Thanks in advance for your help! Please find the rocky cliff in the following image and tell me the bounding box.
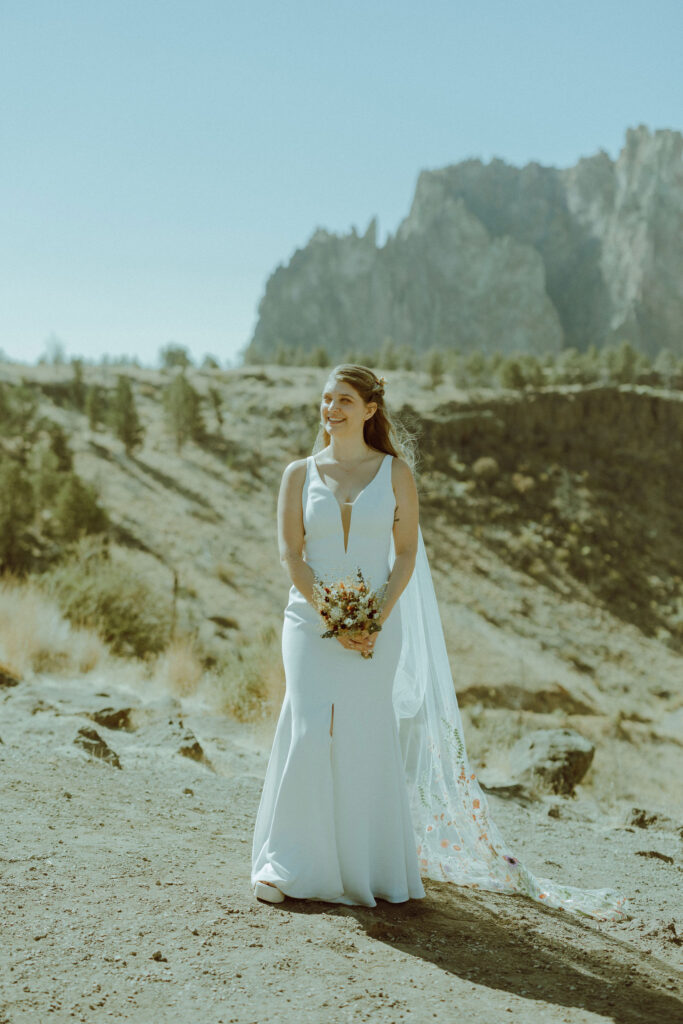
[246,125,683,362]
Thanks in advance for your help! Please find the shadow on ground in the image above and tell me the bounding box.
[279,881,682,1024]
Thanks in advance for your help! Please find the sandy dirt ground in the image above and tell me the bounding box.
[1,671,682,1024]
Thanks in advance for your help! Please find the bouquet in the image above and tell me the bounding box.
[312,567,387,659]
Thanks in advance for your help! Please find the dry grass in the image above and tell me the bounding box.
[203,624,284,721]
[146,633,205,697]
[0,572,108,677]
[38,537,172,659]
[0,570,283,724]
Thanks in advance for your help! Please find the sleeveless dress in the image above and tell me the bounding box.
[251,452,426,905]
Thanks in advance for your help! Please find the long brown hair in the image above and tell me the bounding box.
[312,364,418,472]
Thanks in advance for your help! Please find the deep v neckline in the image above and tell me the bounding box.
[312,452,389,555]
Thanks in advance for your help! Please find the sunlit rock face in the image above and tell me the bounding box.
[563,125,683,360]
[246,125,683,363]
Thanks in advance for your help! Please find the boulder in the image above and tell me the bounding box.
[0,662,21,688]
[73,726,122,769]
[509,728,595,795]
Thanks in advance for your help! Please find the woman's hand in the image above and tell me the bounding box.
[336,623,382,657]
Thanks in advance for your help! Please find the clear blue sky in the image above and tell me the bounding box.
[1,0,680,367]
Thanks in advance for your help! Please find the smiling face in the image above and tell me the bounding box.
[320,377,377,437]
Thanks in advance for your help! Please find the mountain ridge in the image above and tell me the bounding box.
[246,124,683,362]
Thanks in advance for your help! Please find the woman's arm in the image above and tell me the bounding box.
[377,457,419,627]
[277,459,318,607]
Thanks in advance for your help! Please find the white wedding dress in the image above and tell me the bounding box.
[251,450,630,920]
[251,452,426,905]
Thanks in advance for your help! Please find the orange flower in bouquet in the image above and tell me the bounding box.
[312,568,387,658]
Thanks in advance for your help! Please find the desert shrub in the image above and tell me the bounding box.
[517,353,544,387]
[38,538,172,658]
[498,355,526,389]
[461,350,489,387]
[495,351,543,389]
[545,346,595,385]
[600,340,650,384]
[147,634,204,696]
[0,573,106,676]
[209,624,283,721]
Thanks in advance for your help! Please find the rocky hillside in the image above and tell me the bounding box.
[0,360,681,822]
[2,361,682,1023]
[246,125,683,362]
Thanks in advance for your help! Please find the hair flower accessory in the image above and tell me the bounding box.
[375,375,386,393]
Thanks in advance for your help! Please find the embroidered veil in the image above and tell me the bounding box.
[389,524,631,922]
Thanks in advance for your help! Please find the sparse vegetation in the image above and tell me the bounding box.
[208,386,224,428]
[159,342,194,370]
[208,624,283,721]
[424,347,446,387]
[0,382,109,574]
[70,357,86,410]
[85,382,107,431]
[0,573,108,676]
[161,371,206,450]
[52,474,109,541]
[38,537,173,659]
[1,345,681,723]
[147,634,205,696]
[0,461,35,573]
[243,340,683,389]
[108,374,145,454]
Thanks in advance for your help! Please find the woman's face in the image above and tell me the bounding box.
[320,378,376,436]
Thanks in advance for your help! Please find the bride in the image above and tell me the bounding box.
[251,364,630,921]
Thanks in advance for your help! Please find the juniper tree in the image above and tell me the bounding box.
[379,337,400,370]
[0,460,35,573]
[70,357,86,410]
[47,422,73,472]
[208,385,224,428]
[425,348,445,387]
[53,473,108,542]
[85,383,106,431]
[109,375,144,454]
[159,342,193,370]
[161,372,206,451]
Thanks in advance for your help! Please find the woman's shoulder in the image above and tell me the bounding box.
[281,456,309,483]
[388,453,414,477]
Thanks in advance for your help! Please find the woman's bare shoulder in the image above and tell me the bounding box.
[390,455,415,482]
[281,457,309,484]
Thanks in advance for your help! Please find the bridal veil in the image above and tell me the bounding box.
[390,524,630,922]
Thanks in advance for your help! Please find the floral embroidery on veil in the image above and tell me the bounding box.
[394,525,630,921]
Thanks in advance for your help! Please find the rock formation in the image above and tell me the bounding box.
[246,125,683,362]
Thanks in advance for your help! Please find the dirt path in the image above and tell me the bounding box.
[1,673,681,1024]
